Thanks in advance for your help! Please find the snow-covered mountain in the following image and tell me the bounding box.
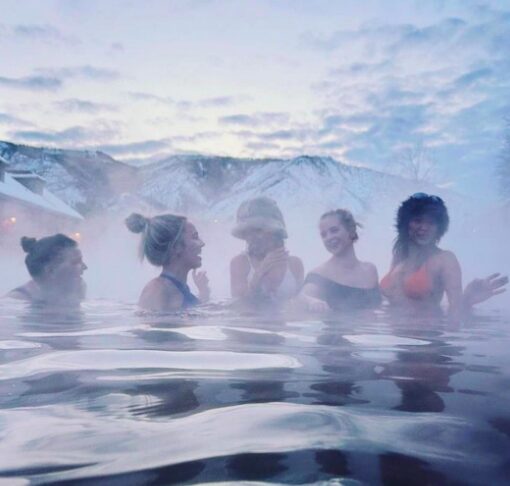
[0,141,446,222]
[0,141,137,215]
[137,154,438,222]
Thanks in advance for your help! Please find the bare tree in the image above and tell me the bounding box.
[498,117,510,202]
[393,142,437,183]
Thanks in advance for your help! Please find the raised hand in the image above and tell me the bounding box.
[249,248,289,294]
[463,273,508,307]
[304,295,330,313]
[258,248,288,275]
[192,270,210,302]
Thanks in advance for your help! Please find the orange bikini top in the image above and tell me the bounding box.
[380,264,434,300]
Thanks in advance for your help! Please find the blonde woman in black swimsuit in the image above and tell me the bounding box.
[300,209,380,312]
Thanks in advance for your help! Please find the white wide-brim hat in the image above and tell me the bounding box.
[231,196,287,240]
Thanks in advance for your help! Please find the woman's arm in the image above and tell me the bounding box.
[441,251,464,320]
[230,254,251,299]
[297,278,330,313]
[463,273,508,308]
[441,251,508,318]
[288,256,305,289]
[192,270,210,302]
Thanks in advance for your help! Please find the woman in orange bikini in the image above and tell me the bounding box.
[380,193,507,318]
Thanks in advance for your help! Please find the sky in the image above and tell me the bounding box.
[0,0,509,199]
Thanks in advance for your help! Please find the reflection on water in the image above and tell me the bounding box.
[0,300,510,484]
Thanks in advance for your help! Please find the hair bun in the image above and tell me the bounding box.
[125,213,149,234]
[20,236,37,253]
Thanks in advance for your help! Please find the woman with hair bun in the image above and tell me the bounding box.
[380,193,507,318]
[300,209,380,311]
[126,212,209,312]
[7,233,87,306]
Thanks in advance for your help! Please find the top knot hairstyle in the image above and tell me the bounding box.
[321,208,361,241]
[21,233,77,279]
[126,212,187,266]
[125,213,149,234]
[393,193,449,263]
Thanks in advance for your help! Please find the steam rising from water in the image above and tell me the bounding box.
[1,193,509,311]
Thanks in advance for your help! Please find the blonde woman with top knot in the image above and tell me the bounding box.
[230,196,304,305]
[126,213,210,312]
[300,209,380,312]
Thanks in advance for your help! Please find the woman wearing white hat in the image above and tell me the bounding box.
[230,196,303,305]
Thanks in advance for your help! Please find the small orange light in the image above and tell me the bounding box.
[10,217,16,223]
[73,232,81,240]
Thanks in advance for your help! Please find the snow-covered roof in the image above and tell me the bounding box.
[0,162,83,220]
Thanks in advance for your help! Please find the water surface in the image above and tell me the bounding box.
[0,300,509,485]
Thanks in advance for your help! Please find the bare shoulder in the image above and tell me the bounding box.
[230,253,250,271]
[437,249,460,267]
[139,277,183,311]
[6,281,37,300]
[288,255,304,271]
[359,261,379,286]
[309,261,329,277]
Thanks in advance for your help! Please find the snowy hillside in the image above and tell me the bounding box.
[137,154,436,223]
[0,141,137,215]
[0,141,448,222]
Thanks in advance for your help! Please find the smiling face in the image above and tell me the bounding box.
[408,213,439,247]
[178,222,205,269]
[319,214,355,256]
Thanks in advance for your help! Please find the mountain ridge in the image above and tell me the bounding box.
[0,140,448,221]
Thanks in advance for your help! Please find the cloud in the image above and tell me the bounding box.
[0,23,79,44]
[0,75,62,91]
[452,68,493,89]
[169,132,220,143]
[129,91,248,110]
[0,65,119,92]
[301,6,510,195]
[97,139,171,156]
[219,112,290,127]
[54,99,117,113]
[110,42,124,52]
[10,124,119,145]
[300,23,412,52]
[244,141,281,151]
[0,113,33,126]
[36,65,120,81]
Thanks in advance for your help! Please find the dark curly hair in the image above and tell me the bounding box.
[393,193,449,264]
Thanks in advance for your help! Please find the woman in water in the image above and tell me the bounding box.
[380,193,507,318]
[230,196,304,305]
[8,234,87,306]
[126,212,210,312]
[300,209,380,311]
